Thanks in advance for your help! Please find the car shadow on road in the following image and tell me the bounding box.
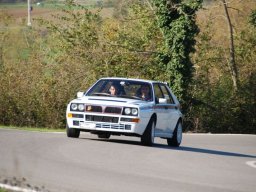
[81,136,256,158]
[82,137,141,146]
[154,144,256,158]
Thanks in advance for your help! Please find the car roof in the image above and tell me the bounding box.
[100,77,166,84]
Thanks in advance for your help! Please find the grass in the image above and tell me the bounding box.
[0,188,7,192]
[0,3,28,9]
[0,125,65,132]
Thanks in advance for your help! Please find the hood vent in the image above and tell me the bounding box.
[86,105,122,114]
[88,98,127,103]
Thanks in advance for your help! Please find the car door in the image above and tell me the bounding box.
[159,84,180,132]
[153,83,169,133]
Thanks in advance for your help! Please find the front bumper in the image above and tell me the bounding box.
[66,112,146,135]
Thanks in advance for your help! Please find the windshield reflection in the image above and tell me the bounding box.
[86,79,153,101]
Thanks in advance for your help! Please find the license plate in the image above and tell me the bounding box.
[80,122,96,129]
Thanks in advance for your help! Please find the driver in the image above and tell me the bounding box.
[137,85,151,101]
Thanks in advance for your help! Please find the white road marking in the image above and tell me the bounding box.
[0,183,38,192]
[246,161,256,168]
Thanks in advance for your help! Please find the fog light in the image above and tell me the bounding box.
[73,120,79,126]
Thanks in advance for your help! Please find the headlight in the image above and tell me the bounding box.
[70,103,85,111]
[131,108,138,115]
[78,104,85,111]
[123,107,138,116]
[71,103,78,111]
[124,108,131,115]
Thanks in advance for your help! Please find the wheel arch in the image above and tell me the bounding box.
[142,113,157,135]
[178,117,183,125]
[151,113,157,125]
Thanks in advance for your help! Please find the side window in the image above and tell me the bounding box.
[153,84,164,100]
[159,84,175,104]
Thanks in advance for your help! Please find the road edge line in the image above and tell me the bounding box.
[246,161,256,168]
[0,183,38,192]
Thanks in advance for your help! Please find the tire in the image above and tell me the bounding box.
[141,119,155,146]
[97,132,111,139]
[167,121,182,147]
[66,125,80,138]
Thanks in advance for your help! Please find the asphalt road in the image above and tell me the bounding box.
[0,129,256,192]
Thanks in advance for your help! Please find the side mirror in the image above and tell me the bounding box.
[159,98,167,104]
[77,92,84,98]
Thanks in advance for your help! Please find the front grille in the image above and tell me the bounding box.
[86,115,119,123]
[95,123,131,130]
[105,107,122,114]
[85,105,122,114]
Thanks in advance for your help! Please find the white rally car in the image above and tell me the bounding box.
[66,78,183,146]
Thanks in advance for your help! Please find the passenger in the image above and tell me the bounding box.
[109,84,118,96]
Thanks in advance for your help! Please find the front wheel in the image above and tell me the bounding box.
[141,119,155,146]
[66,125,80,138]
[167,121,182,147]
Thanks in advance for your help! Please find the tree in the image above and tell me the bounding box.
[152,0,203,102]
[188,0,256,133]
[221,0,239,91]
[249,9,256,27]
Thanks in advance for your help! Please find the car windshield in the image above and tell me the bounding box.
[86,79,153,101]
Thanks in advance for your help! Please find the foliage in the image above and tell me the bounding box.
[0,0,255,133]
[249,9,256,27]
[0,0,162,128]
[101,1,163,79]
[185,0,256,133]
[0,188,7,192]
[153,0,203,102]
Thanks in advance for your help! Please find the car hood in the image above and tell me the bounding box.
[70,96,151,107]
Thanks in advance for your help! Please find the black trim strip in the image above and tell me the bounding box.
[154,105,177,109]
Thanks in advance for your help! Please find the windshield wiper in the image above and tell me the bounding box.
[91,93,143,100]
[91,93,111,96]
